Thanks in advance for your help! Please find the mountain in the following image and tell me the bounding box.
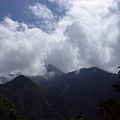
[0,64,63,85]
[30,64,64,88]
[0,67,119,119]
[0,75,75,120]
[46,64,64,75]
[31,67,119,119]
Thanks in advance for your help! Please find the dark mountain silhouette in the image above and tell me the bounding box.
[0,67,119,120]
[31,67,119,119]
[0,75,75,120]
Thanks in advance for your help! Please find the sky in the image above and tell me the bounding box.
[0,0,120,76]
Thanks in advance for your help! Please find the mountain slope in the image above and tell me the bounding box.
[32,67,119,119]
[0,75,65,120]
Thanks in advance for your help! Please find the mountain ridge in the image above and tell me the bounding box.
[0,75,75,120]
[0,66,119,119]
[30,67,118,119]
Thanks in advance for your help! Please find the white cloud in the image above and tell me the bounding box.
[0,17,52,76]
[28,3,57,32]
[0,0,120,78]
[48,0,70,7]
[61,0,120,72]
[28,3,55,20]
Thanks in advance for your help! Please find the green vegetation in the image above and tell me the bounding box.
[77,111,88,120]
[0,94,26,120]
[98,99,120,120]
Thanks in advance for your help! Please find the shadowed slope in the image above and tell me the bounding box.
[0,75,65,120]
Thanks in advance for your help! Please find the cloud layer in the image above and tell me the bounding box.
[0,0,120,76]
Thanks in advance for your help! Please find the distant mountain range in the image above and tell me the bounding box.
[30,66,119,119]
[0,65,119,120]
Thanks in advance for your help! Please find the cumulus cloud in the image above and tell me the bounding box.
[48,0,71,8]
[0,17,51,76]
[0,0,120,78]
[28,3,55,20]
[62,0,120,72]
[48,0,72,14]
[28,3,57,32]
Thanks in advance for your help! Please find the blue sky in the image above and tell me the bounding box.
[0,0,65,30]
[0,0,120,76]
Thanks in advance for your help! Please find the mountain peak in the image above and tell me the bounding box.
[79,67,108,74]
[14,75,30,81]
[4,75,41,92]
[0,75,66,120]
[8,75,32,84]
[44,64,64,79]
[45,64,64,74]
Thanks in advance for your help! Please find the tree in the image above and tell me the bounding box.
[77,111,88,120]
[0,94,26,120]
[112,67,120,92]
[98,99,120,120]
[98,66,120,120]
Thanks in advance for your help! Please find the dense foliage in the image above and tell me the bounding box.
[99,67,120,120]
[0,94,25,120]
[98,99,120,120]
